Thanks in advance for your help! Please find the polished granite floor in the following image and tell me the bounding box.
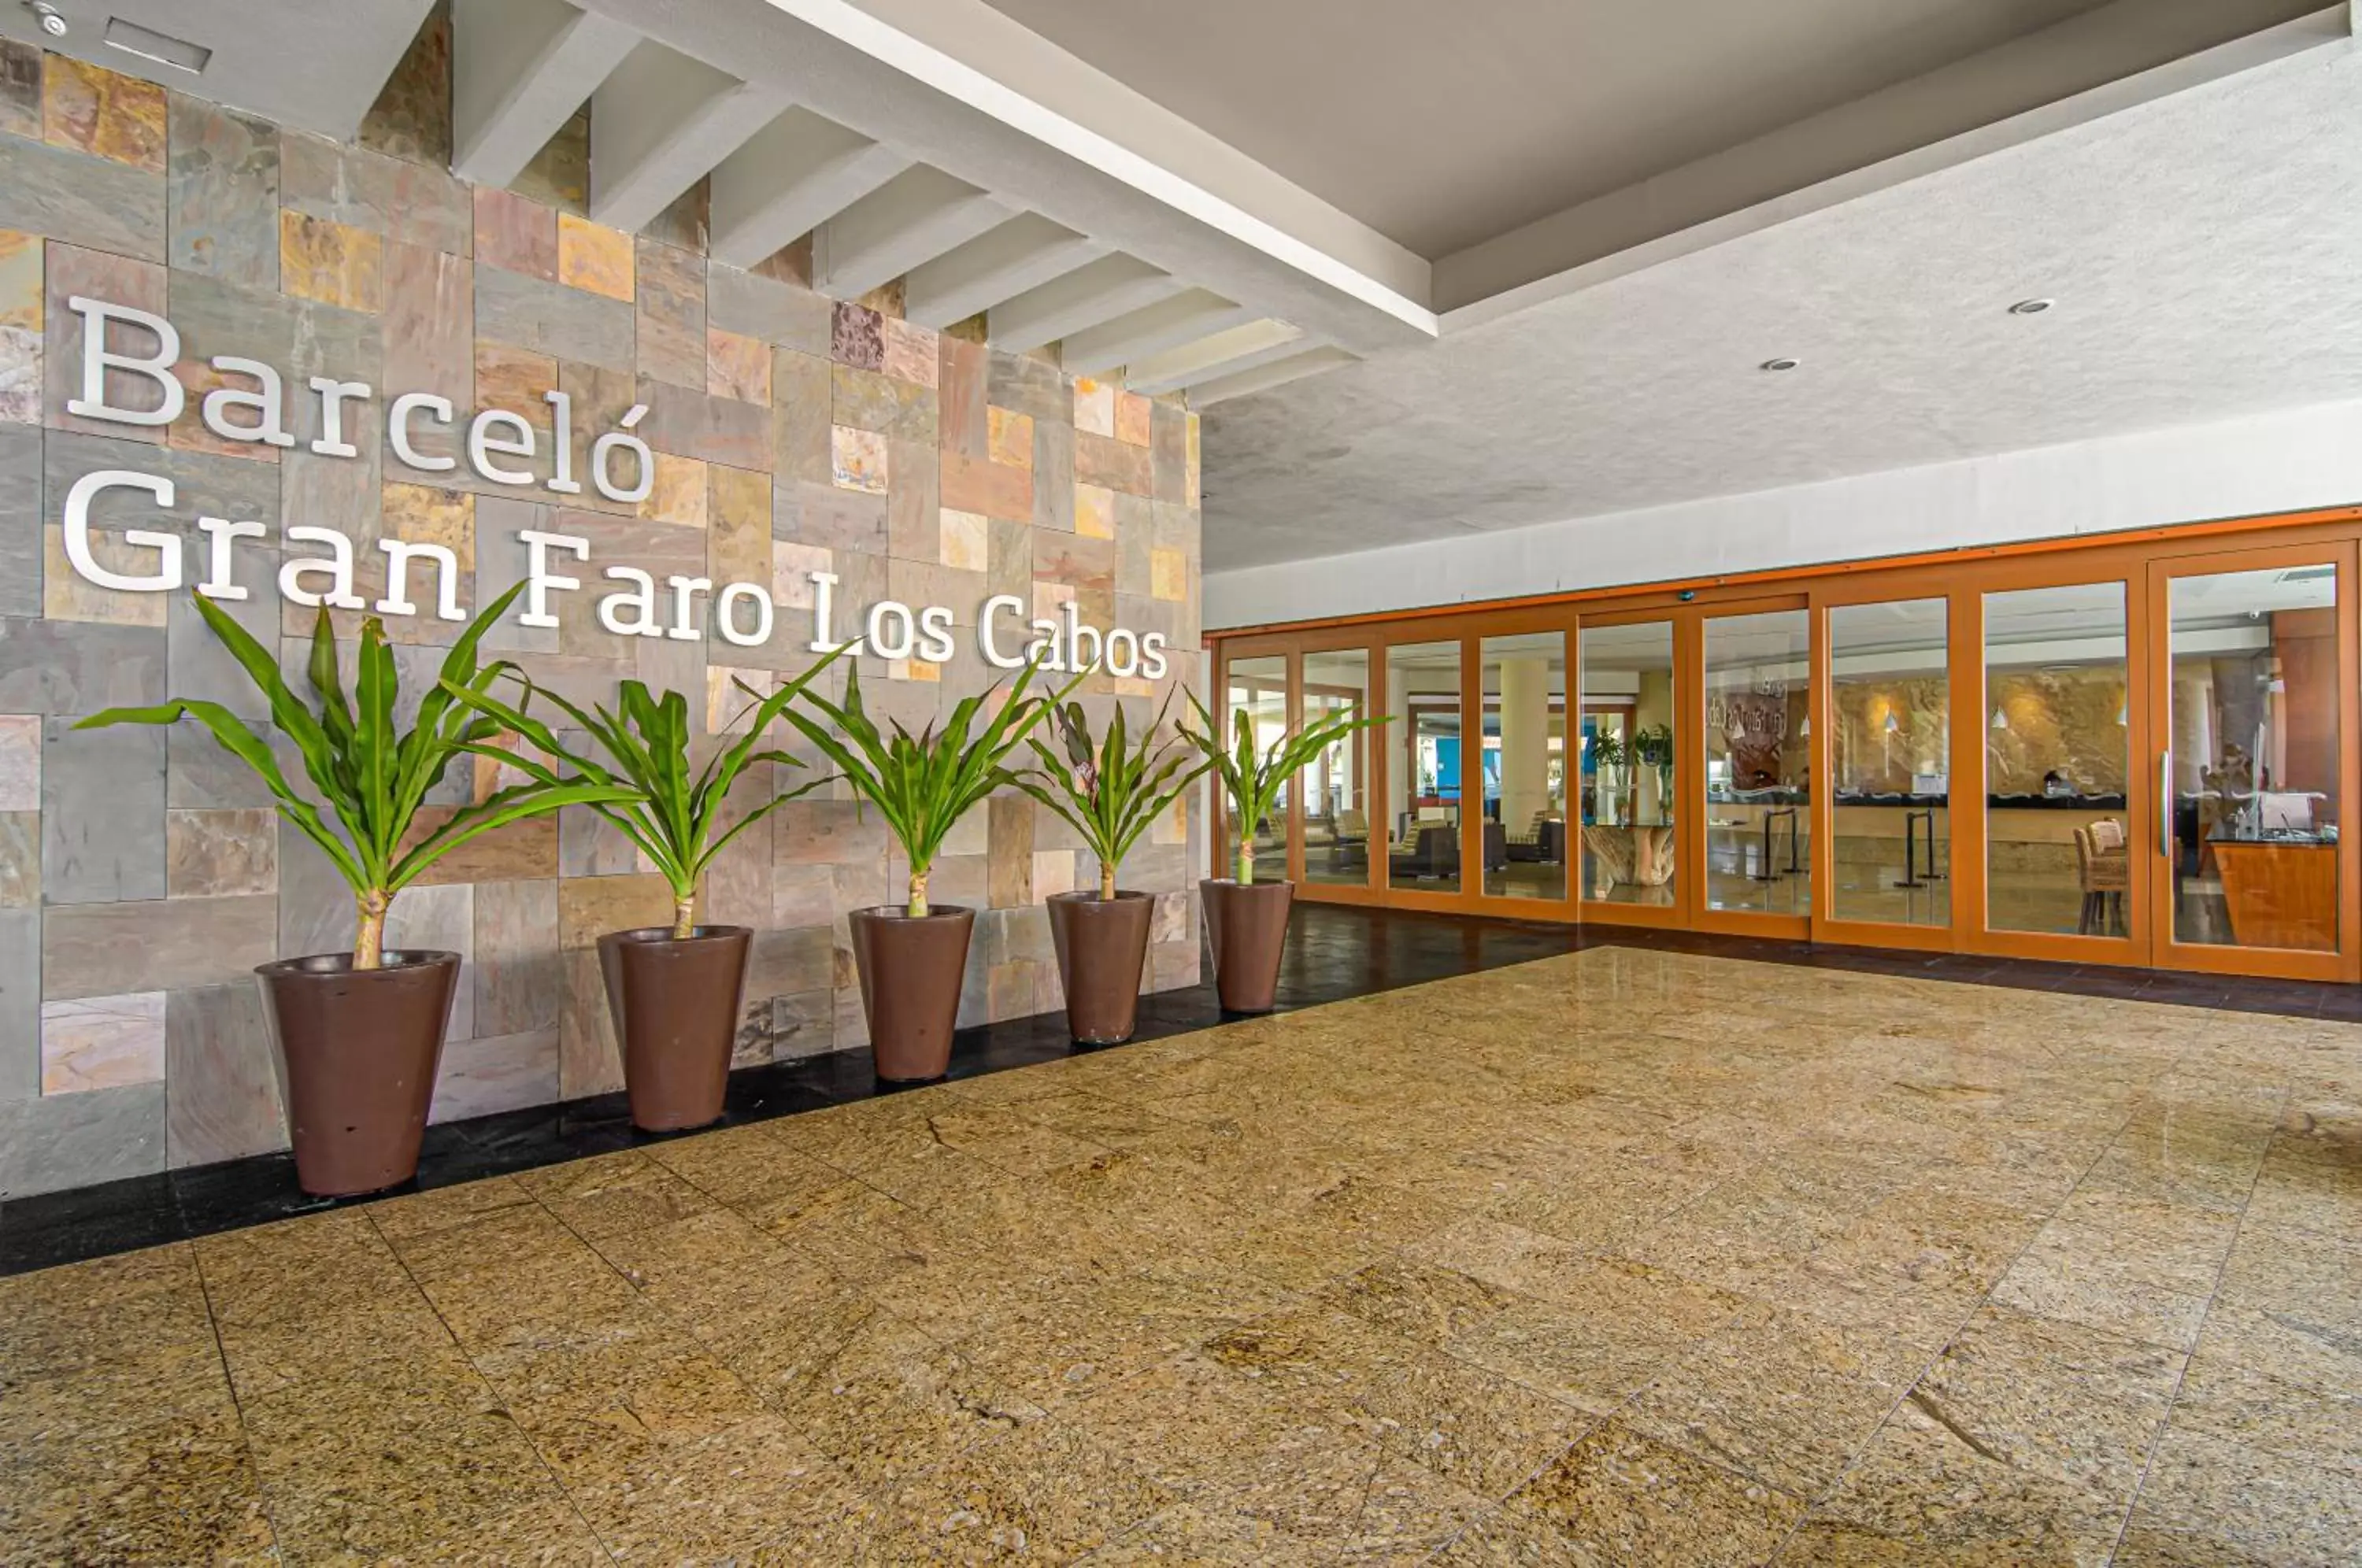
[6,945,2359,1564]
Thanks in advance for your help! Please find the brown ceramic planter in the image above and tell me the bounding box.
[257,951,460,1198]
[1047,890,1153,1045]
[850,905,975,1082]
[1201,878,1294,1014]
[598,925,750,1133]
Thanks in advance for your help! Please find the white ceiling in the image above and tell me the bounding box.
[981,0,2116,257]
[1199,38,2362,572]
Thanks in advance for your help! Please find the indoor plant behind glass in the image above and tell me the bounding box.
[79,587,632,1196]
[443,649,842,1131]
[1017,694,1210,1044]
[1183,693,1383,1014]
[1632,723,1674,823]
[772,656,1072,1081]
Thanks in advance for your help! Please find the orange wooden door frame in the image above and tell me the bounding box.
[2142,538,2361,983]
[1210,507,2362,983]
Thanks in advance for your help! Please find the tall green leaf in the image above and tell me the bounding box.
[440,643,847,929]
[1179,690,1387,885]
[79,582,638,966]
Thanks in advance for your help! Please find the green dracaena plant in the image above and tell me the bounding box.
[78,584,636,971]
[439,643,848,941]
[1016,692,1212,902]
[1180,691,1386,886]
[769,654,1080,918]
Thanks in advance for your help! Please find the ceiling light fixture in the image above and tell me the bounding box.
[2008,298,2054,316]
[25,3,66,38]
[1760,357,1800,372]
[103,17,210,73]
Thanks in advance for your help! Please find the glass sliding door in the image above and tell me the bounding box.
[1982,584,2131,937]
[1705,609,1812,916]
[2156,552,2347,966]
[1385,642,1464,893]
[1301,649,1374,889]
[1828,598,1951,927]
[1482,633,1569,901]
[1578,619,1677,909]
[1224,653,1290,885]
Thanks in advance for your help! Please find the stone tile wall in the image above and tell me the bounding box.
[0,15,1205,1198]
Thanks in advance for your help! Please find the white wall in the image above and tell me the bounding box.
[1203,395,2362,629]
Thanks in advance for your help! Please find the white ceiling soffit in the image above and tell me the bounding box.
[1438,0,2351,325]
[567,0,1435,366]
[0,0,439,142]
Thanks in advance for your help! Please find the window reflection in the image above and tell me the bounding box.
[2168,564,2341,952]
[1983,584,2130,935]
[1831,599,1949,926]
[1224,655,1289,885]
[1385,642,1463,893]
[1301,649,1372,887]
[1705,611,1812,915]
[1579,621,1675,905]
[1482,634,1568,900]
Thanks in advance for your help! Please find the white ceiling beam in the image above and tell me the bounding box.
[987,254,1189,355]
[590,40,790,235]
[452,0,639,190]
[815,165,1009,299]
[1190,346,1360,407]
[1061,290,1254,378]
[903,214,1107,330]
[710,109,913,269]
[1124,319,1309,397]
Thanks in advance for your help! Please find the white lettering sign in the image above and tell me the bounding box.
[53,299,1171,678]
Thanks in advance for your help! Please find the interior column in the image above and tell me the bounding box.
[1499,656,1550,833]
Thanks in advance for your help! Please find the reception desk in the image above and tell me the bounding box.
[2211,838,2338,952]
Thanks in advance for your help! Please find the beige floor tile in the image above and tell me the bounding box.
[517,1148,717,1238]
[867,1418,1175,1563]
[0,1409,277,1564]
[1622,1306,1928,1499]
[1501,1418,1807,1567]
[7,948,2362,1562]
[241,1344,569,1562]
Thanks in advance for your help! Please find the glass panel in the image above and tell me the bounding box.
[1830,599,1950,926]
[2168,564,2341,952]
[1983,584,2131,935]
[1301,649,1373,888]
[1384,641,1463,893]
[1224,654,1289,885]
[1482,633,1569,900]
[1578,620,1675,906]
[1705,610,1812,914]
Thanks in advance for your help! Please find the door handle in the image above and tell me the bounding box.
[2158,750,2173,858]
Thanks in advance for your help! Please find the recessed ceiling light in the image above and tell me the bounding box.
[1760,357,1800,372]
[2008,298,2054,316]
[104,17,211,73]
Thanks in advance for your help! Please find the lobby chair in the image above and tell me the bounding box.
[1505,808,1559,863]
[1329,808,1370,871]
[1389,823,1459,881]
[2075,820,2129,936]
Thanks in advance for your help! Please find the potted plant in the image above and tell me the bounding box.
[1590,728,1630,825]
[772,657,1071,1082]
[78,589,631,1196]
[1182,693,1383,1014]
[442,652,842,1131]
[1016,695,1210,1044]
